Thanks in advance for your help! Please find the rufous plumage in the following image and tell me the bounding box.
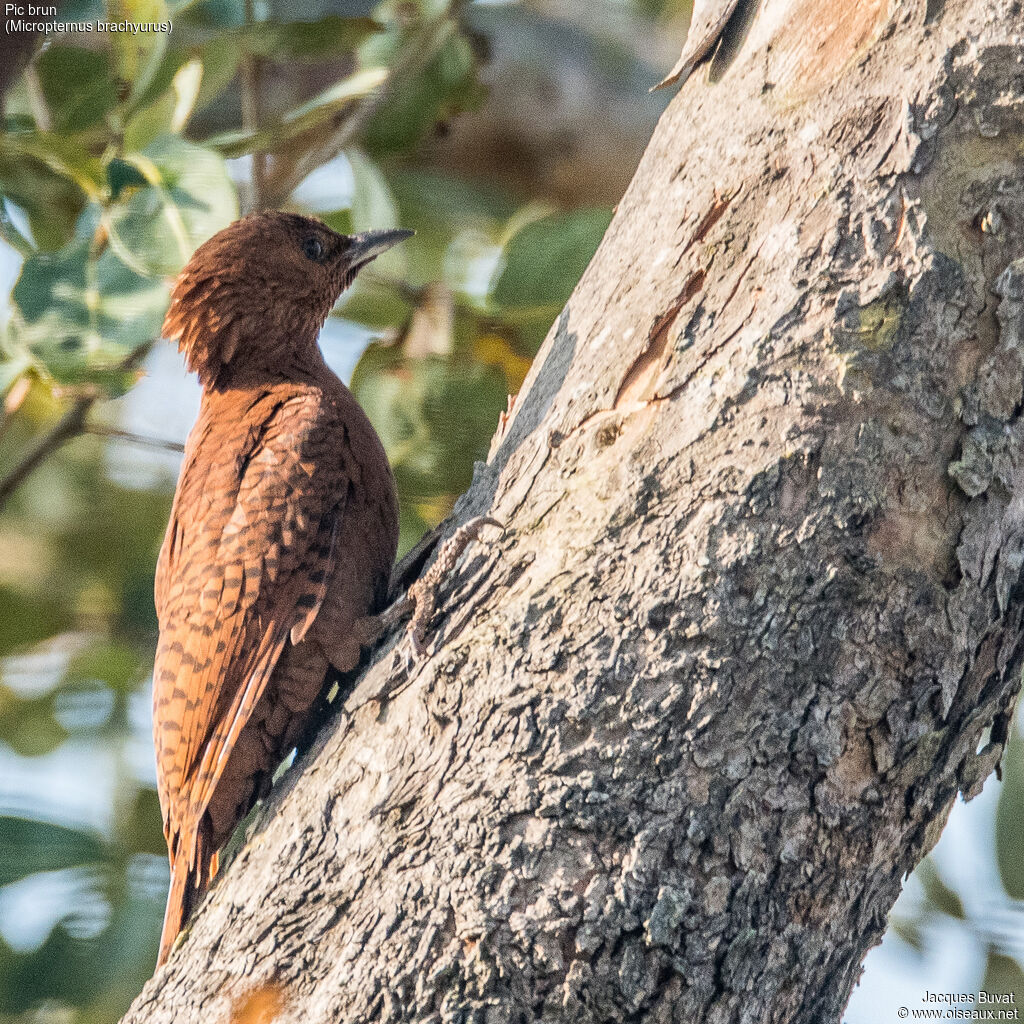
[152,212,411,966]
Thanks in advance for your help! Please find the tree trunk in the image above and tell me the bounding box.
[123,2,1024,1021]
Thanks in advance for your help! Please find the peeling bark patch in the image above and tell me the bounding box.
[769,0,892,103]
[686,192,736,251]
[230,983,287,1023]
[616,270,706,411]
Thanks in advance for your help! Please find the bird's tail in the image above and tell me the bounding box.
[157,824,217,967]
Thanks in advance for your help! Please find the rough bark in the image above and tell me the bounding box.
[124,1,1024,1022]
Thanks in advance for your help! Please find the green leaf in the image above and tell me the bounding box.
[388,168,514,236]
[0,201,35,256]
[348,148,400,234]
[206,67,388,157]
[9,157,196,387]
[187,36,243,111]
[490,207,612,312]
[236,16,380,63]
[13,230,168,388]
[336,275,412,329]
[385,168,513,296]
[980,948,1024,1010]
[160,15,379,130]
[13,234,90,327]
[915,859,966,920]
[363,31,483,159]
[0,132,105,200]
[106,157,149,200]
[996,730,1024,899]
[0,156,84,252]
[351,343,506,504]
[287,69,388,130]
[339,149,409,281]
[0,817,107,887]
[123,58,203,151]
[123,91,177,153]
[34,46,118,135]
[106,0,173,105]
[107,135,238,277]
[320,209,354,236]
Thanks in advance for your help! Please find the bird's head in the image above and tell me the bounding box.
[162,211,413,388]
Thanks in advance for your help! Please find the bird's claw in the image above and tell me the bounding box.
[401,515,504,665]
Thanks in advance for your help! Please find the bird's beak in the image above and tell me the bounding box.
[345,228,415,266]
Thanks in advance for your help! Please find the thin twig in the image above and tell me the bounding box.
[0,393,93,512]
[0,343,154,513]
[357,268,426,303]
[85,425,186,453]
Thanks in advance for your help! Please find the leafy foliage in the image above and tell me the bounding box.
[0,0,627,1019]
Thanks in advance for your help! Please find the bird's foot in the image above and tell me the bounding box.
[343,516,503,711]
[389,515,504,668]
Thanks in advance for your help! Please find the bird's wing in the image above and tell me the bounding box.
[153,388,345,867]
[653,0,744,91]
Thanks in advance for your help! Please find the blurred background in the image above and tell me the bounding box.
[0,1,1021,1020]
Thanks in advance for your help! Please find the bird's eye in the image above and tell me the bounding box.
[302,235,325,262]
